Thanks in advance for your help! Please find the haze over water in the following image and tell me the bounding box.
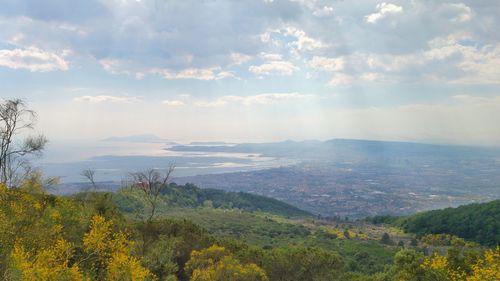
[40,138,295,183]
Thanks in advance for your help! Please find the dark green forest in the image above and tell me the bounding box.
[367,200,500,246]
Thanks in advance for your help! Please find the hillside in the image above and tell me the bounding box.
[368,200,500,246]
[112,182,312,218]
[1,182,499,280]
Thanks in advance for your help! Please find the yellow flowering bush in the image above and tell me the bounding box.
[467,247,500,281]
[8,238,84,281]
[83,215,153,281]
[418,247,500,281]
[186,245,268,281]
[106,252,153,281]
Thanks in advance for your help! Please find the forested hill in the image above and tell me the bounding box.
[368,200,500,246]
[111,182,312,218]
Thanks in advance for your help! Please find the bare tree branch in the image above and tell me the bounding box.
[0,99,47,187]
[81,168,98,192]
[130,165,175,222]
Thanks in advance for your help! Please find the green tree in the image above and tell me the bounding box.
[381,233,393,245]
[262,246,344,281]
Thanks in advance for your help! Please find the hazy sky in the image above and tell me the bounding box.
[1,0,499,145]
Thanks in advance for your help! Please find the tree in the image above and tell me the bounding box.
[410,238,418,247]
[0,99,47,187]
[392,249,429,281]
[81,168,98,192]
[130,166,174,222]
[262,246,344,281]
[381,233,394,245]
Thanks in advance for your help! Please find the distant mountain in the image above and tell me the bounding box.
[168,139,500,161]
[189,141,232,145]
[368,200,500,246]
[102,134,175,143]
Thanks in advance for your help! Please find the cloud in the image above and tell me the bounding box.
[151,67,236,81]
[319,32,500,86]
[161,100,185,106]
[441,3,472,23]
[365,2,403,23]
[290,0,333,17]
[234,92,312,105]
[249,60,298,76]
[284,26,325,51]
[328,72,383,86]
[0,47,68,72]
[308,56,344,72]
[230,53,252,65]
[194,92,313,107]
[259,52,282,61]
[99,57,237,81]
[74,95,141,103]
[313,6,334,17]
[194,99,229,108]
[99,59,144,79]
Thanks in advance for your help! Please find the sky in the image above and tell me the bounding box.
[1,0,500,146]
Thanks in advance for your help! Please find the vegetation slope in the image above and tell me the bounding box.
[367,200,500,246]
[1,179,499,281]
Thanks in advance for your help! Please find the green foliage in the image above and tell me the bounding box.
[380,233,394,245]
[2,178,498,281]
[395,200,500,246]
[113,182,312,218]
[135,218,213,280]
[259,246,344,281]
[364,215,401,225]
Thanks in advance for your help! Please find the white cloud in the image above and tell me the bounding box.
[230,53,252,65]
[443,3,472,23]
[308,56,344,72]
[161,100,185,106]
[321,32,500,85]
[365,2,403,24]
[100,58,237,81]
[194,99,229,108]
[313,6,334,17]
[447,43,500,84]
[259,52,282,61]
[328,73,356,86]
[372,35,500,84]
[151,67,235,81]
[99,59,145,79]
[284,26,325,51]
[0,47,68,72]
[99,59,127,74]
[259,30,283,48]
[74,95,141,103]
[194,92,313,107]
[234,92,312,105]
[249,60,298,76]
